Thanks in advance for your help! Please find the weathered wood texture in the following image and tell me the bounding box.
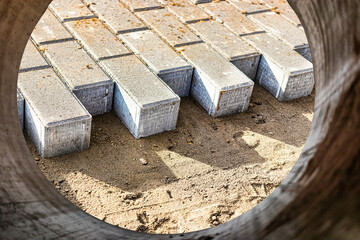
[0,0,359,239]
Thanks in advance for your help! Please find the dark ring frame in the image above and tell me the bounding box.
[1,0,359,239]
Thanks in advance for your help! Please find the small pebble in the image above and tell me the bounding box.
[139,158,148,165]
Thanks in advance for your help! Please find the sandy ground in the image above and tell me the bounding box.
[27,84,314,234]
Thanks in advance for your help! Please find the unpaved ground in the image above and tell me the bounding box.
[27,85,314,234]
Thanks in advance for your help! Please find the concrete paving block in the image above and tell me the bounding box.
[296,47,312,63]
[248,12,310,60]
[120,30,193,97]
[188,20,260,80]
[179,43,254,117]
[19,41,50,72]
[120,0,162,12]
[31,10,74,45]
[262,0,302,26]
[18,68,91,158]
[17,91,24,130]
[243,33,314,101]
[199,1,266,36]
[41,41,113,116]
[227,0,270,14]
[83,0,148,34]
[157,0,211,23]
[49,0,96,22]
[65,19,131,61]
[136,9,203,47]
[101,55,180,139]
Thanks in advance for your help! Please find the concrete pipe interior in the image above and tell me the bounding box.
[0,0,359,239]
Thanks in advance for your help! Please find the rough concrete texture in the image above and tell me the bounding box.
[2,0,360,239]
[18,0,313,148]
[180,43,254,117]
[121,30,193,97]
[49,0,96,22]
[157,0,211,24]
[61,14,181,138]
[136,8,203,47]
[295,46,313,63]
[19,40,50,72]
[248,11,310,60]
[101,55,180,139]
[17,90,24,130]
[65,18,131,61]
[31,10,74,45]
[244,33,314,101]
[18,68,91,158]
[83,0,148,34]
[262,0,302,26]
[188,20,260,80]
[39,40,113,116]
[120,0,162,12]
[227,0,270,14]
[199,1,266,36]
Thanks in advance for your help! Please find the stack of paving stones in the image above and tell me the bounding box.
[63,16,180,139]
[31,9,113,116]
[18,41,92,158]
[18,0,315,157]
[197,0,314,100]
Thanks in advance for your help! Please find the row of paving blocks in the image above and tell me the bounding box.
[17,0,314,158]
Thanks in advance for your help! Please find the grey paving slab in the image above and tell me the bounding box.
[65,18,131,61]
[120,30,193,97]
[157,0,211,23]
[179,43,254,117]
[136,8,203,47]
[83,0,148,34]
[188,20,260,80]
[17,90,24,130]
[31,10,74,45]
[120,0,162,12]
[199,1,265,36]
[101,55,180,139]
[41,41,113,116]
[19,41,50,73]
[243,33,314,101]
[262,0,301,26]
[296,47,312,63]
[18,68,91,158]
[227,0,270,14]
[49,0,96,22]
[248,12,309,52]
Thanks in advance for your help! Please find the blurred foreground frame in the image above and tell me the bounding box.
[0,0,359,239]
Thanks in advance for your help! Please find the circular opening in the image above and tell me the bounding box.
[18,0,315,235]
[3,0,360,239]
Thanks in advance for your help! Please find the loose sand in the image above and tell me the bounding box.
[27,85,314,234]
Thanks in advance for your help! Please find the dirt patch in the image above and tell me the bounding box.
[26,85,314,234]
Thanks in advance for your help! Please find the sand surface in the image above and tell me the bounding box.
[27,85,314,234]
